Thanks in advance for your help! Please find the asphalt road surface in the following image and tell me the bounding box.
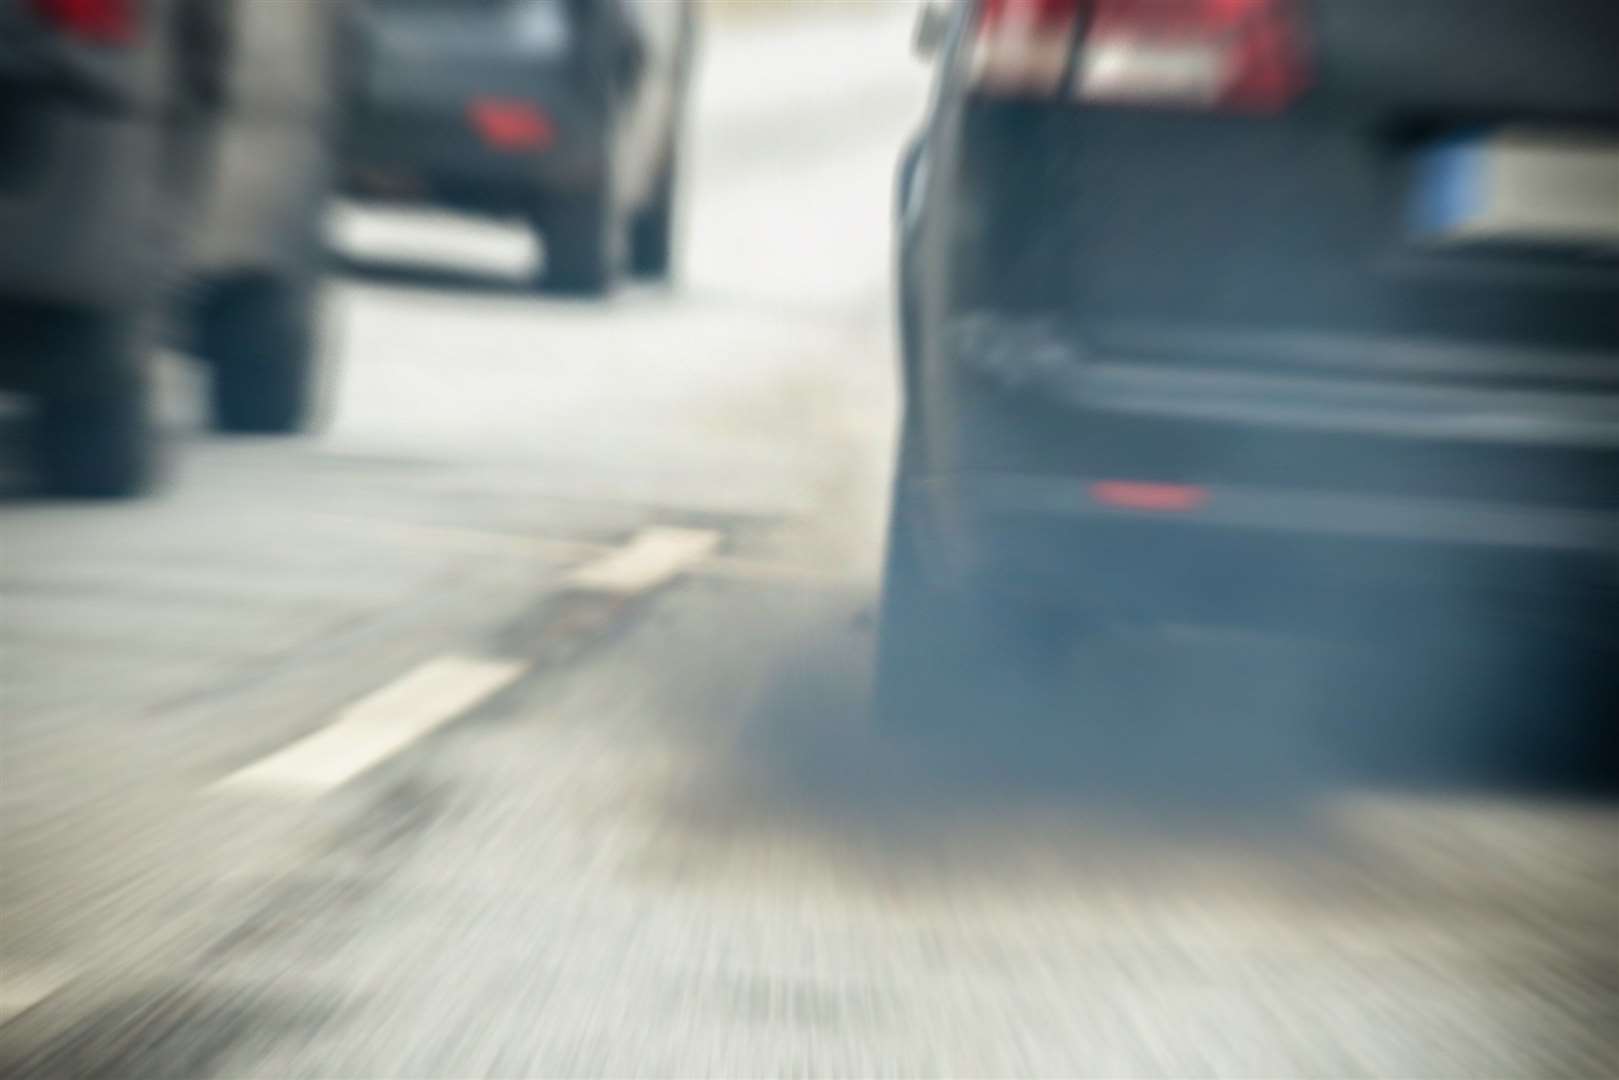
[2,8,1615,1078]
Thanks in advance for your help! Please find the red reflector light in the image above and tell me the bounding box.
[1090,480,1210,512]
[31,0,137,45]
[469,99,555,152]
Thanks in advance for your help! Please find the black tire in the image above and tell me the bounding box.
[629,149,678,281]
[534,187,620,297]
[198,276,321,434]
[31,310,159,499]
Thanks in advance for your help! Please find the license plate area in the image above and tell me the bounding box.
[1408,129,1619,253]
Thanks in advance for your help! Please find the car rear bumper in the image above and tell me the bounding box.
[949,316,1619,449]
[341,94,606,215]
[0,101,164,310]
[905,312,1619,633]
[910,471,1619,634]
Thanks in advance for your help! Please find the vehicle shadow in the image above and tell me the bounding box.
[332,254,677,305]
[331,254,537,298]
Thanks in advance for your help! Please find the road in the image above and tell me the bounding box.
[2,7,1615,1077]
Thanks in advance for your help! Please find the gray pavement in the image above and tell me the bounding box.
[2,7,1616,1077]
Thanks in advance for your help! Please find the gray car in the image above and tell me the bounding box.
[0,0,348,496]
[344,0,698,295]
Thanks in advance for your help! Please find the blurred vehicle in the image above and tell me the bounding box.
[0,0,348,497]
[878,0,1619,725]
[343,0,699,295]
[0,0,225,495]
[183,0,352,437]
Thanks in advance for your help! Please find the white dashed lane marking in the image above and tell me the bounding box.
[211,655,527,796]
[564,526,721,595]
[210,526,721,800]
[0,966,77,1026]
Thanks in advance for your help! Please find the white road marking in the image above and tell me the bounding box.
[298,517,855,588]
[210,528,716,798]
[211,656,527,797]
[0,965,76,1024]
[564,526,721,595]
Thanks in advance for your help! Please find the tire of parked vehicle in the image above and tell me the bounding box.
[198,276,321,435]
[32,310,159,499]
[534,186,621,297]
[629,149,678,281]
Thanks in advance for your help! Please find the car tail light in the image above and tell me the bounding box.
[31,0,139,45]
[1090,480,1210,512]
[971,0,1308,112]
[972,0,1084,96]
[469,99,556,152]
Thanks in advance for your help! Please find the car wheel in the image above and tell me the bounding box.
[199,276,322,435]
[535,187,621,297]
[629,148,678,281]
[32,310,159,499]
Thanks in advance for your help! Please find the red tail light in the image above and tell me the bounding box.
[972,0,1309,112]
[1090,480,1210,512]
[972,0,1085,96]
[469,99,556,152]
[32,0,138,45]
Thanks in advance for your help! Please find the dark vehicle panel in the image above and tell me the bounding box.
[1309,0,1619,120]
[878,0,1619,728]
[914,0,1619,504]
[949,107,1619,348]
[347,1,605,206]
[0,0,209,309]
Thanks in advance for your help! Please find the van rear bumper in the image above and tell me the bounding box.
[909,471,1619,634]
[923,313,1619,511]
[0,102,164,310]
[341,94,606,216]
[908,311,1619,631]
